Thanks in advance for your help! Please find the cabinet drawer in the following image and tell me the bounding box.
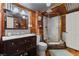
[3,36,36,55]
[3,40,16,48]
[3,40,26,55]
[4,44,25,55]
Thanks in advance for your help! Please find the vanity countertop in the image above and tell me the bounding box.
[2,33,36,41]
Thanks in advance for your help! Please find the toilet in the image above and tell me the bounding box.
[37,35,47,56]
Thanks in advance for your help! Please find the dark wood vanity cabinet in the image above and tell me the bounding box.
[2,36,37,56]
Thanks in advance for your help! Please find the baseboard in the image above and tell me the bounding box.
[66,47,79,56]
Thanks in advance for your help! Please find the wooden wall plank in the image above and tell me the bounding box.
[43,4,67,17]
[0,3,5,53]
[30,11,37,33]
[0,3,5,40]
[60,15,66,32]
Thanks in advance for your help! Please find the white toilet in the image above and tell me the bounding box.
[37,35,47,56]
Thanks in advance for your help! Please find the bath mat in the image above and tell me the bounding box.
[49,49,73,56]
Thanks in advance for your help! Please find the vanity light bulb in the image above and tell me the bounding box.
[28,24,32,27]
[21,10,26,15]
[22,16,26,19]
[13,8,19,13]
[38,16,41,21]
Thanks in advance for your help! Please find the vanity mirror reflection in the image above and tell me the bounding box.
[5,14,28,29]
[4,3,29,29]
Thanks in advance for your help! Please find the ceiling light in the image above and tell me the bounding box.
[46,3,51,7]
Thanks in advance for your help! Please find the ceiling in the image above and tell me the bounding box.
[65,3,79,12]
[21,3,79,11]
[20,3,79,16]
[21,3,54,12]
[42,3,79,17]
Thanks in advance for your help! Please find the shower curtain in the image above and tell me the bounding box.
[43,16,61,42]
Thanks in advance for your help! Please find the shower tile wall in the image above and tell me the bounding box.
[47,16,60,42]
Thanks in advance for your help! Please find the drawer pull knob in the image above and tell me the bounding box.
[16,49,19,52]
[25,40,26,42]
[12,42,14,45]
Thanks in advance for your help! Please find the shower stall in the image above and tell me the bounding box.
[43,16,65,49]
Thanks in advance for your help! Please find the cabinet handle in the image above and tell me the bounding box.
[12,42,14,45]
[25,40,26,42]
[16,49,19,52]
[31,44,33,47]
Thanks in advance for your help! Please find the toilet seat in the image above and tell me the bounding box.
[37,35,47,55]
[38,42,47,46]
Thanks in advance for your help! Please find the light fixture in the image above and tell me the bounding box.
[22,16,26,19]
[20,10,26,19]
[46,3,51,7]
[38,16,41,21]
[20,10,26,15]
[13,7,19,13]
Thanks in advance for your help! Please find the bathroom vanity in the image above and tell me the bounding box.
[0,3,38,56]
[1,34,37,56]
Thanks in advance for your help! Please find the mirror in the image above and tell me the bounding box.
[4,10,29,29]
[4,4,29,29]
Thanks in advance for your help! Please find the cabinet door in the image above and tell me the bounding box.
[26,36,37,56]
[3,40,18,55]
[3,39,26,55]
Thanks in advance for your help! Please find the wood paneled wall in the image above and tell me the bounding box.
[0,3,5,53]
[38,13,43,36]
[30,11,43,35]
[36,11,40,35]
[0,3,5,40]
[60,15,66,32]
[30,11,37,34]
[43,4,67,17]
